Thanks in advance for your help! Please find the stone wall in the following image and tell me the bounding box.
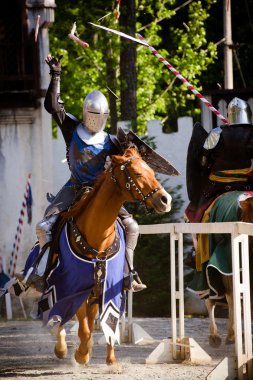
[0,0,55,274]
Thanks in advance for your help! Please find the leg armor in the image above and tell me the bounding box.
[119,207,146,292]
[34,185,76,277]
[121,215,139,272]
[36,214,58,250]
[35,214,58,276]
[25,185,76,289]
[44,184,76,217]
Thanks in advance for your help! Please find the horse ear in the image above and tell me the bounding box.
[116,126,132,152]
[117,126,127,142]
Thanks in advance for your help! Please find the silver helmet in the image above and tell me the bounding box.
[83,90,109,133]
[227,97,252,125]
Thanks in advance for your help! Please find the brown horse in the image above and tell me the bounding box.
[193,191,253,347]
[45,146,172,365]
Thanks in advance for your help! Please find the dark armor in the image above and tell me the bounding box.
[185,119,253,223]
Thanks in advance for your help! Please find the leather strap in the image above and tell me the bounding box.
[68,219,120,261]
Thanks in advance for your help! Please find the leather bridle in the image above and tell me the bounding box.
[109,155,162,205]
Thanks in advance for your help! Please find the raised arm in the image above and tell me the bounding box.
[44,55,66,126]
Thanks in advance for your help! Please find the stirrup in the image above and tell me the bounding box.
[131,280,147,292]
[15,270,45,293]
[123,271,147,292]
[26,273,45,293]
[132,271,147,292]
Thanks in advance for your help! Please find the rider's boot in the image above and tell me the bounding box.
[131,272,147,292]
[16,243,50,293]
[25,244,50,292]
[124,247,147,292]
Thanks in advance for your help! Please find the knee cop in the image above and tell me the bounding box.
[121,216,139,251]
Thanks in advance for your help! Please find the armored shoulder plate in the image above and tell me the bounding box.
[203,127,222,150]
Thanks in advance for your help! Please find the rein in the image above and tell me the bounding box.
[109,155,162,205]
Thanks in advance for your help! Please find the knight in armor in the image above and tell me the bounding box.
[23,54,147,293]
[185,97,253,257]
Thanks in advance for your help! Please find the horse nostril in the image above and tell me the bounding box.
[161,195,168,205]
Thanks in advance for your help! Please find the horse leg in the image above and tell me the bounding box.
[222,276,235,344]
[54,326,68,359]
[106,339,117,366]
[85,301,116,365]
[74,300,92,364]
[205,298,222,347]
[225,292,235,344]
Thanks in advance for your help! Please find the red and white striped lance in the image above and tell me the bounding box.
[137,34,229,125]
[8,174,32,277]
[115,0,121,23]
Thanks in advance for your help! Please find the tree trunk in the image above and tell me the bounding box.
[119,0,137,132]
[104,43,118,134]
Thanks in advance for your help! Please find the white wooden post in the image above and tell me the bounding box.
[170,230,185,359]
[240,234,253,378]
[170,229,177,359]
[232,231,253,380]
[127,290,133,342]
[178,232,185,352]
[131,222,253,377]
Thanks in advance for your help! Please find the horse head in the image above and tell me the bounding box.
[109,146,172,213]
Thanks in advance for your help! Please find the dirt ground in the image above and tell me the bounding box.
[0,316,236,380]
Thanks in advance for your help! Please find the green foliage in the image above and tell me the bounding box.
[136,0,218,133]
[48,0,218,133]
[201,0,253,89]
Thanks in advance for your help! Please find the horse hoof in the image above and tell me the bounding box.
[106,357,117,365]
[54,345,68,359]
[225,337,235,345]
[209,335,222,347]
[75,348,90,365]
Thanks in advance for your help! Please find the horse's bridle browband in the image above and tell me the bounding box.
[110,155,162,205]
